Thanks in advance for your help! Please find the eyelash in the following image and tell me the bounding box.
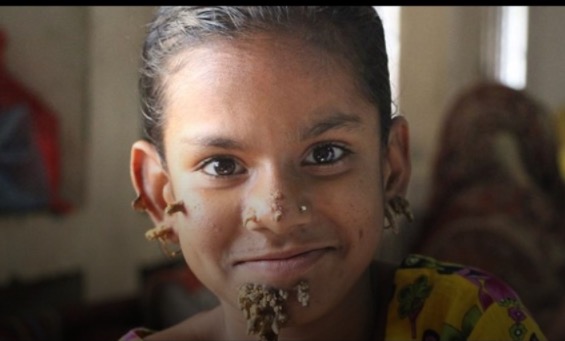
[198,156,246,178]
[302,142,352,167]
[197,142,352,178]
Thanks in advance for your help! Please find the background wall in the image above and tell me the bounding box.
[527,6,565,112]
[0,6,563,303]
[0,6,159,302]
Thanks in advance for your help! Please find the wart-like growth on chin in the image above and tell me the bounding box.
[237,280,310,341]
[295,281,309,307]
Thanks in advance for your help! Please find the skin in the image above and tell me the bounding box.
[131,33,410,341]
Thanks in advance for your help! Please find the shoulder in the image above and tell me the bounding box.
[394,253,503,295]
[118,327,154,341]
[384,254,547,341]
[118,307,222,341]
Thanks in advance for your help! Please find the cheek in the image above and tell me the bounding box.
[174,190,240,260]
[347,195,382,245]
[333,173,384,246]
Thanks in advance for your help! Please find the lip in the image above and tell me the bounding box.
[233,247,334,281]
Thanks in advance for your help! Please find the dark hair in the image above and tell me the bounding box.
[139,6,392,157]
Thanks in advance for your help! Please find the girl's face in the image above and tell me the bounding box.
[150,34,395,326]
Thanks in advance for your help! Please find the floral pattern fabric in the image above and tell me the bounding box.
[385,254,546,341]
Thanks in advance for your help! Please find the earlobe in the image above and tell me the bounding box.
[383,116,411,200]
[130,140,170,223]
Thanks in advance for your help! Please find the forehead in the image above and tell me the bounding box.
[161,32,378,132]
[165,33,357,93]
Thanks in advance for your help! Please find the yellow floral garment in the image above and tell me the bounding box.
[385,254,546,341]
[119,254,547,341]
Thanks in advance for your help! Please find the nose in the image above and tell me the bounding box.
[242,166,311,235]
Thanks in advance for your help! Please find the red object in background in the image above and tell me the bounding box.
[0,29,71,214]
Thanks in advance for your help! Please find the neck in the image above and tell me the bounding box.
[294,268,377,341]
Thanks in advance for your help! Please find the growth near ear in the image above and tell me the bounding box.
[382,116,411,201]
[145,224,181,257]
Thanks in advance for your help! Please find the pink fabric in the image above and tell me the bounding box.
[118,327,154,341]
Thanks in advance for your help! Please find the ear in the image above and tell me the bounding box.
[382,116,411,201]
[130,140,176,226]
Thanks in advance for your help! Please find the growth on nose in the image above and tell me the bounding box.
[270,190,284,222]
[242,185,312,234]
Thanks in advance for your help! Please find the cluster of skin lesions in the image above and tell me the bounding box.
[238,280,310,341]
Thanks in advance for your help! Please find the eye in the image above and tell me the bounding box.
[303,143,350,166]
[200,157,246,177]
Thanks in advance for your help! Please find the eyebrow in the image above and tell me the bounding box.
[300,112,363,140]
[181,136,245,150]
[181,112,363,149]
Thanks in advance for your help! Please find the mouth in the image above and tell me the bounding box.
[233,247,334,282]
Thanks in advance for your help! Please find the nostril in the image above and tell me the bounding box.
[273,210,283,222]
[243,207,258,229]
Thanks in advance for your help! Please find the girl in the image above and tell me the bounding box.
[122,6,546,341]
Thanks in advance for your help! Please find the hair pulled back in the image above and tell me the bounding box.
[139,6,392,157]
